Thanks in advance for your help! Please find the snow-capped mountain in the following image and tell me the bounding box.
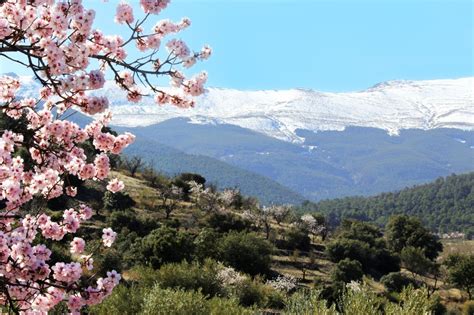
[103,77,473,143]
[10,74,474,202]
[14,74,474,143]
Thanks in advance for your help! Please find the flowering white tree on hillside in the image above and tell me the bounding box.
[0,0,210,313]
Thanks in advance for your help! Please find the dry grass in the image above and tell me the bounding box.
[440,239,474,260]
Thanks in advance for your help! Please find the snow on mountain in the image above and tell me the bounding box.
[14,75,474,143]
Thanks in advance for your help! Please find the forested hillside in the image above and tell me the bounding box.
[300,173,474,234]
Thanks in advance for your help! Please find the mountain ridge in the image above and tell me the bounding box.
[11,74,474,143]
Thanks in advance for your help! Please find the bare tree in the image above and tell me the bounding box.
[122,156,144,177]
[157,185,184,219]
[142,162,166,188]
[189,181,223,213]
[270,205,292,225]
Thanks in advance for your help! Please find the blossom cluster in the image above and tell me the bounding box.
[300,214,325,236]
[0,0,210,313]
[266,275,297,292]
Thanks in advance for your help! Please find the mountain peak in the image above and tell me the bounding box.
[15,76,474,143]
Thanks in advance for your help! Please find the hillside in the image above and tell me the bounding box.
[123,137,306,205]
[125,119,474,201]
[301,172,474,233]
[75,169,473,314]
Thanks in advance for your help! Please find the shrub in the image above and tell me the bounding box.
[140,284,254,315]
[156,260,224,298]
[141,285,208,315]
[207,297,255,315]
[284,289,337,315]
[127,226,195,269]
[284,226,311,251]
[331,259,363,283]
[325,238,371,265]
[341,282,384,315]
[89,284,145,315]
[107,211,159,236]
[103,190,135,211]
[125,266,161,288]
[207,211,251,233]
[219,231,273,276]
[194,228,221,262]
[232,278,284,308]
[380,272,416,293]
[93,248,123,275]
[384,286,438,314]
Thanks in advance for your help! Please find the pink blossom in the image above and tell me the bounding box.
[70,237,85,254]
[140,0,170,14]
[115,3,134,24]
[106,178,125,193]
[102,228,117,247]
[0,0,209,311]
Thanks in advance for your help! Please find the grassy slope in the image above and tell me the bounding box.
[91,170,473,307]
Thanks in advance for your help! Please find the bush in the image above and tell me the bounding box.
[207,212,251,233]
[331,259,363,283]
[384,286,438,314]
[89,284,145,315]
[284,289,337,315]
[194,228,221,262]
[380,272,416,293]
[341,283,383,315]
[325,236,399,276]
[127,226,195,269]
[141,285,209,315]
[233,278,266,307]
[207,297,255,315]
[232,278,284,309]
[141,285,253,315]
[284,226,311,251]
[103,190,135,211]
[219,231,273,276]
[125,266,160,288]
[93,248,123,275]
[325,238,371,265]
[156,260,224,298]
[107,211,159,236]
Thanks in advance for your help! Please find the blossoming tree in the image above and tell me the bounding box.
[0,0,210,313]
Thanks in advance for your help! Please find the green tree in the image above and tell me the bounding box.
[380,272,416,293]
[400,246,437,282]
[284,226,311,251]
[444,254,474,299]
[103,190,136,212]
[326,220,400,276]
[331,259,364,283]
[193,228,221,262]
[385,215,443,260]
[219,231,273,276]
[126,226,194,269]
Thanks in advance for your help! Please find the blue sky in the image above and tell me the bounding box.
[3,0,473,91]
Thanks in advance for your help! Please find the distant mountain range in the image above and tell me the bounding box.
[102,77,473,142]
[13,74,474,203]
